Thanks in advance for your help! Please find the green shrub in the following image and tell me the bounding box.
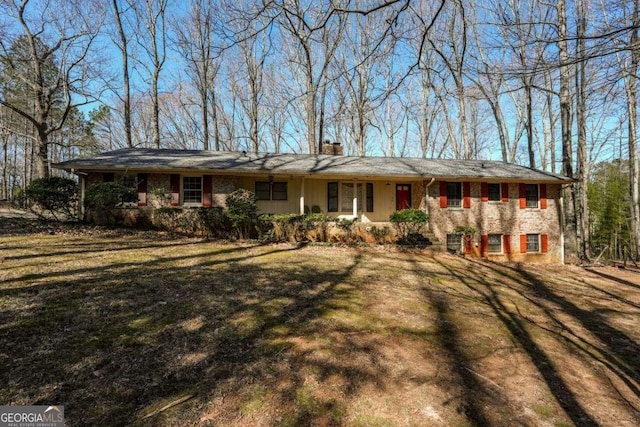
[196,206,231,238]
[153,207,184,235]
[152,207,231,238]
[259,213,337,243]
[24,177,78,219]
[389,208,429,240]
[334,218,359,243]
[369,225,391,244]
[260,213,305,242]
[226,189,259,239]
[85,182,137,225]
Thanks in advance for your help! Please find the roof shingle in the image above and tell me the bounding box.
[53,148,571,182]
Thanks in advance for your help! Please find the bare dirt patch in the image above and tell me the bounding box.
[1,227,639,426]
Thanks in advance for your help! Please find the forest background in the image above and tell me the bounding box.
[1,0,639,262]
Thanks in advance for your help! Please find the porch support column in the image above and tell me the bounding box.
[299,177,305,215]
[353,181,358,218]
[78,173,86,221]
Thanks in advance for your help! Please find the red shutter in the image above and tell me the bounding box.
[439,181,448,208]
[170,174,180,206]
[481,235,489,256]
[541,234,549,253]
[504,235,511,254]
[463,182,471,208]
[540,184,547,209]
[464,238,472,254]
[519,184,527,209]
[501,183,509,202]
[481,182,488,202]
[520,234,527,253]
[137,173,148,206]
[202,175,212,207]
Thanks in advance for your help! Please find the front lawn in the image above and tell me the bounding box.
[1,226,639,426]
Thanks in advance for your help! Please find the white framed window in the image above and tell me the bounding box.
[327,182,373,212]
[526,234,540,252]
[488,183,501,202]
[447,182,462,207]
[341,183,363,211]
[255,181,288,201]
[525,184,539,208]
[447,234,462,252]
[488,234,502,253]
[183,176,203,204]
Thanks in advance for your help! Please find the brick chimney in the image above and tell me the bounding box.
[321,140,343,155]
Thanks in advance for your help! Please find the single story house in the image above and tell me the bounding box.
[53,143,572,263]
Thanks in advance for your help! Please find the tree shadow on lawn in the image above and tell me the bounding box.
[432,256,639,427]
[0,241,385,426]
[585,267,640,291]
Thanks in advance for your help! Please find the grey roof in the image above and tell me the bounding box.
[53,148,571,182]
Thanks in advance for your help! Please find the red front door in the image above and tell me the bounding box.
[396,184,411,210]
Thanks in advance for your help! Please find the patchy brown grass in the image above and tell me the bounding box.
[1,225,639,426]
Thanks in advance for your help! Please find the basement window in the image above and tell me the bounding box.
[526,234,540,252]
[488,234,502,253]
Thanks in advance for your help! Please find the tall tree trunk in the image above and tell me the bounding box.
[544,69,557,174]
[575,0,590,260]
[628,0,640,260]
[525,82,535,168]
[557,0,577,259]
[112,0,132,148]
[211,90,220,150]
[1,136,7,200]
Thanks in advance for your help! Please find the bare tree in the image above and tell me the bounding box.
[277,0,346,154]
[0,0,107,178]
[331,8,396,156]
[428,0,471,159]
[172,0,221,150]
[557,0,578,258]
[133,0,167,149]
[111,0,134,148]
[628,0,640,260]
[226,0,273,153]
[575,0,590,260]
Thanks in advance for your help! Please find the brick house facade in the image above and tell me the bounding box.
[55,148,571,263]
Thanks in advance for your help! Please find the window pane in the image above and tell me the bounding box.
[447,182,462,207]
[183,176,202,204]
[272,182,287,200]
[526,184,538,208]
[327,182,338,212]
[341,183,363,211]
[447,234,462,252]
[526,234,540,252]
[488,234,502,253]
[366,183,374,212]
[255,182,271,200]
[488,183,501,201]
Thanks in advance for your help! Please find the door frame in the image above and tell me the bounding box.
[395,183,412,210]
